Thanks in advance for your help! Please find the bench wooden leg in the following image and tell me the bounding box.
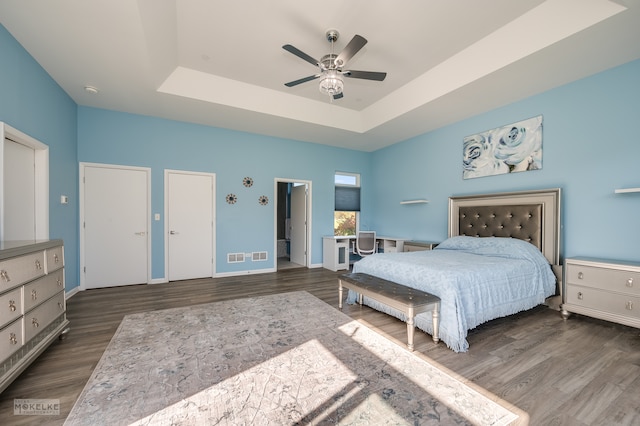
[432,305,440,343]
[406,315,416,351]
[338,281,343,309]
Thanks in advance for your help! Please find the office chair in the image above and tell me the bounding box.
[355,231,378,257]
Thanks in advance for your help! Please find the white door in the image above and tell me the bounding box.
[290,184,307,266]
[82,164,149,289]
[166,171,215,281]
[3,139,35,240]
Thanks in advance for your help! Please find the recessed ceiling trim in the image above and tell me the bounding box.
[157,66,365,132]
[362,0,627,131]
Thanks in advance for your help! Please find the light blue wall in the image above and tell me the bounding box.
[3,19,639,291]
[371,59,640,262]
[77,107,372,278]
[0,24,79,289]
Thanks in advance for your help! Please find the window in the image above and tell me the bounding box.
[334,172,360,236]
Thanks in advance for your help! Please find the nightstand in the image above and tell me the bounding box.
[403,241,439,252]
[562,257,640,329]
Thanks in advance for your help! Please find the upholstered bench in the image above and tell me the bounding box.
[338,272,440,351]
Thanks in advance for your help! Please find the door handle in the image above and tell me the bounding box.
[134,231,146,236]
[169,231,179,235]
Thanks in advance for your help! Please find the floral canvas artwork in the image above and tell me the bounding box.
[463,115,543,179]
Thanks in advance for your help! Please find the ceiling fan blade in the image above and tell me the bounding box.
[282,44,320,67]
[343,70,387,81]
[333,92,344,100]
[335,35,367,67]
[284,74,320,87]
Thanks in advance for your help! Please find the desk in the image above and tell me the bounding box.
[403,240,439,252]
[322,236,407,271]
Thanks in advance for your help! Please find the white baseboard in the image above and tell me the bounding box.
[215,267,276,278]
[65,265,321,292]
[65,286,81,299]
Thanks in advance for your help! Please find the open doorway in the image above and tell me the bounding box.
[274,179,311,270]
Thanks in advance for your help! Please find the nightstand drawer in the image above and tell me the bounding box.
[566,285,640,320]
[566,263,640,296]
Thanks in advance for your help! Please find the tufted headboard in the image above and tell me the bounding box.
[458,204,543,250]
[448,189,561,266]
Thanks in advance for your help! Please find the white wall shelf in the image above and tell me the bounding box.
[400,199,429,205]
[614,187,640,194]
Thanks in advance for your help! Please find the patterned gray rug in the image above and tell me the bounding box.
[65,291,522,425]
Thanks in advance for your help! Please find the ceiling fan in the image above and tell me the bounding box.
[282,29,387,100]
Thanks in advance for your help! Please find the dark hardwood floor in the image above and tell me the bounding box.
[1,267,639,425]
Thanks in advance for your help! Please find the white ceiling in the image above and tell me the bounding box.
[1,0,639,152]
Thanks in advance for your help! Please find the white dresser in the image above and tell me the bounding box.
[0,240,69,393]
[562,257,640,329]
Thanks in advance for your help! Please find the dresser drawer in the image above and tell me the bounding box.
[0,251,46,292]
[566,285,640,320]
[23,269,65,313]
[0,287,22,328]
[24,291,65,342]
[566,263,640,296]
[0,319,23,361]
[45,246,64,273]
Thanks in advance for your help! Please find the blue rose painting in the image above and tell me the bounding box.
[463,115,543,179]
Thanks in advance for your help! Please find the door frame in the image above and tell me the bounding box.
[79,162,152,290]
[273,178,312,268]
[164,169,216,281]
[0,122,49,240]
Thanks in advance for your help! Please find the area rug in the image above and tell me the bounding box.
[65,291,522,425]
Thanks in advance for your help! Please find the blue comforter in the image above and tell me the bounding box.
[348,236,557,352]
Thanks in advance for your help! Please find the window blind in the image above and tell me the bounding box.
[335,186,360,211]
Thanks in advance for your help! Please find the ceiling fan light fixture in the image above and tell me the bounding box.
[319,70,343,96]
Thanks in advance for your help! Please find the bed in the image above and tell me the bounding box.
[347,189,562,352]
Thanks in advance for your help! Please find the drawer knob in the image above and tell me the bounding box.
[577,272,584,280]
[9,332,17,345]
[9,300,16,312]
[627,301,634,311]
[577,292,584,300]
[0,270,10,282]
[58,302,64,310]
[31,289,37,300]
[57,278,63,286]
[627,278,634,288]
[35,259,42,270]
[32,318,39,328]
[54,253,59,263]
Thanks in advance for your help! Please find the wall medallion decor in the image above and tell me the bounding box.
[258,195,269,206]
[463,115,543,179]
[242,177,254,187]
[226,193,237,204]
